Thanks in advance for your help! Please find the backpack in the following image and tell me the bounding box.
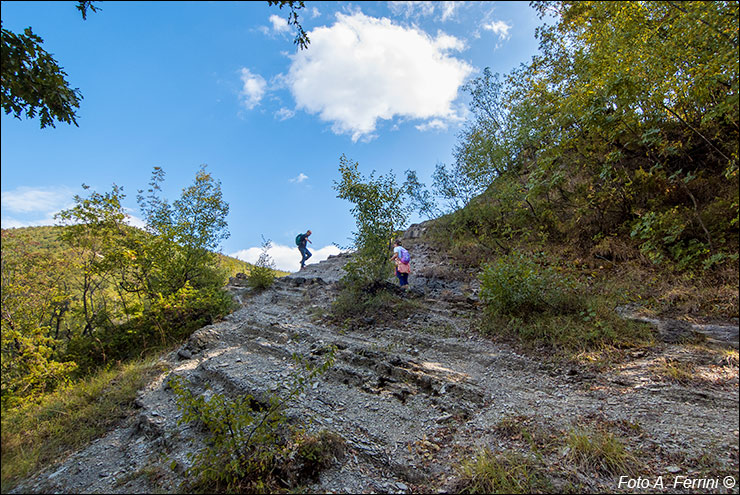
[295,234,304,246]
[398,247,410,264]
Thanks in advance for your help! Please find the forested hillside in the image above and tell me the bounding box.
[426,0,737,320]
[1,167,284,410]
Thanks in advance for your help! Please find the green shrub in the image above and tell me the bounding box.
[169,346,338,493]
[248,237,276,290]
[66,284,235,375]
[478,257,654,352]
[330,282,419,327]
[455,449,553,494]
[479,252,579,317]
[480,295,653,352]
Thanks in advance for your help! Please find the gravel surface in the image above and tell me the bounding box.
[10,229,739,494]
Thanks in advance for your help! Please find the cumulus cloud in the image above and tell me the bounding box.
[269,14,290,33]
[286,12,472,141]
[0,186,147,230]
[289,173,309,183]
[275,107,295,120]
[239,68,267,110]
[1,186,74,228]
[483,20,512,40]
[124,210,147,229]
[231,243,342,272]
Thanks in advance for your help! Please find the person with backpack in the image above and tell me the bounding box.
[296,230,312,270]
[390,239,411,288]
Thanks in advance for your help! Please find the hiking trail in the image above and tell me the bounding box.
[11,225,739,494]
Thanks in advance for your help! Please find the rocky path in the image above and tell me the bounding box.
[11,238,739,494]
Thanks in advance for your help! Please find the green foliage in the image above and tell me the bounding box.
[67,284,235,375]
[1,357,162,490]
[266,1,310,50]
[1,229,76,408]
[334,154,411,287]
[0,2,98,128]
[434,1,738,277]
[455,449,554,494]
[478,253,654,351]
[1,165,234,407]
[248,237,277,291]
[331,283,419,327]
[55,183,131,336]
[433,68,511,213]
[479,253,579,317]
[136,165,231,296]
[169,346,338,493]
[0,24,82,127]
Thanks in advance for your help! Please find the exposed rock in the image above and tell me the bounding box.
[176,348,192,360]
[9,243,738,494]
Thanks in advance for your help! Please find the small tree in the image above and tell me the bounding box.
[333,154,410,287]
[55,184,131,336]
[136,165,230,295]
[248,236,276,290]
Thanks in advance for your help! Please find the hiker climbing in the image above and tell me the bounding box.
[296,229,312,270]
[390,239,411,288]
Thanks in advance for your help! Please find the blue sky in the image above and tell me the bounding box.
[1,1,543,271]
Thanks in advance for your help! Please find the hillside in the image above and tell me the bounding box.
[9,225,738,494]
[0,225,277,280]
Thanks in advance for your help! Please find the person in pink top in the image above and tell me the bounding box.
[390,239,411,288]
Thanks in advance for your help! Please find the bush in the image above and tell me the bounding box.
[169,347,339,493]
[479,252,579,317]
[66,285,235,375]
[330,281,419,327]
[248,237,276,291]
[478,254,654,352]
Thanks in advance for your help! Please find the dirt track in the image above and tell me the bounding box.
[11,236,739,494]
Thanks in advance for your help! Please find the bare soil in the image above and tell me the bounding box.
[10,234,739,494]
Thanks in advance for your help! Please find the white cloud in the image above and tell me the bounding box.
[239,68,267,110]
[1,186,73,213]
[289,173,309,183]
[388,1,435,19]
[275,107,295,120]
[1,186,76,228]
[269,14,290,33]
[231,243,342,273]
[309,7,321,19]
[415,119,447,132]
[1,215,58,229]
[124,210,147,229]
[440,2,459,21]
[388,1,460,22]
[483,20,512,40]
[286,12,472,141]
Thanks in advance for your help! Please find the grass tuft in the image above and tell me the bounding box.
[454,449,554,494]
[565,428,637,476]
[1,357,165,489]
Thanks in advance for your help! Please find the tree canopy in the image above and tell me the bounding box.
[1,1,308,128]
